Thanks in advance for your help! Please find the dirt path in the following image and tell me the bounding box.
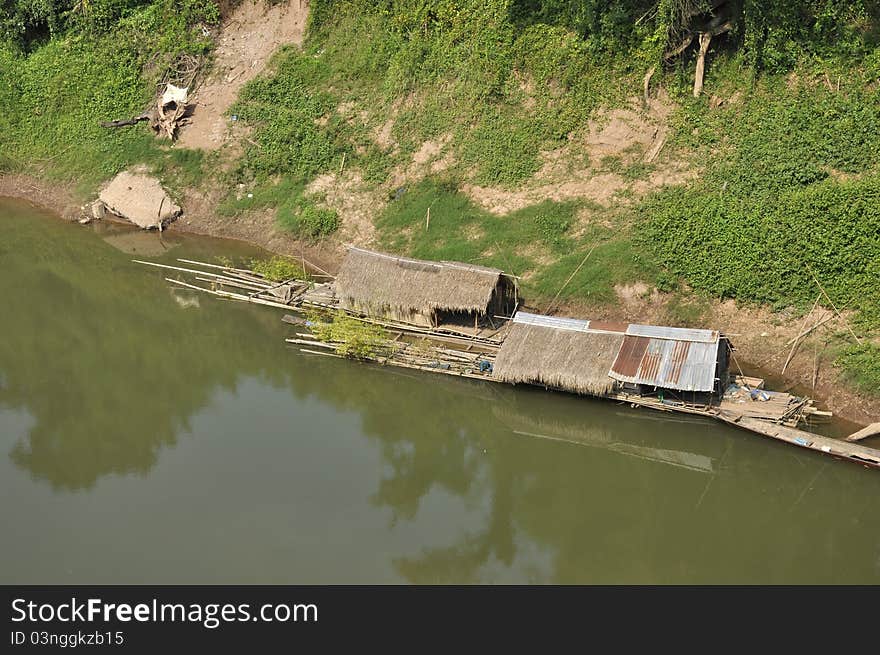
[176,0,309,150]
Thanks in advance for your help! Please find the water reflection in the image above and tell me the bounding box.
[0,203,285,489]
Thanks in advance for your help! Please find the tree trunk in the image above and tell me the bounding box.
[693,32,712,97]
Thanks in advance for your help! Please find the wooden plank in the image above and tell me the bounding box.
[845,422,880,443]
[734,375,764,389]
[717,411,880,468]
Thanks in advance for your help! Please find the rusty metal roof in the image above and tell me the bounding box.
[511,312,723,391]
[609,335,720,392]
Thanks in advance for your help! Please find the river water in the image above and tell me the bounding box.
[2,198,879,584]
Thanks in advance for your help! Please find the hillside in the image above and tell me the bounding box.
[1,0,879,419]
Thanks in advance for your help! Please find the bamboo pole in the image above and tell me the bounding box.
[193,276,268,293]
[176,258,262,276]
[782,295,820,375]
[165,278,295,310]
[545,245,596,315]
[134,259,272,288]
[300,348,344,359]
[808,267,862,345]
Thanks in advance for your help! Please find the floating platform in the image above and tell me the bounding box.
[137,256,880,471]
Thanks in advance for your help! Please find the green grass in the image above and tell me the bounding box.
[528,232,658,304]
[375,179,653,305]
[836,344,880,396]
[662,294,711,327]
[227,1,632,203]
[639,65,880,395]
[377,180,574,272]
[0,1,217,194]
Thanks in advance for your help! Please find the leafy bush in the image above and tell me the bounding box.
[277,200,339,239]
[642,176,880,326]
[309,310,388,359]
[642,75,880,335]
[249,256,306,282]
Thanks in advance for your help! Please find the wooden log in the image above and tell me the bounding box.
[642,66,655,108]
[664,33,694,61]
[101,114,150,128]
[845,422,880,443]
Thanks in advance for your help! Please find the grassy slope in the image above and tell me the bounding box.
[226,1,880,393]
[0,1,217,194]
[1,0,878,394]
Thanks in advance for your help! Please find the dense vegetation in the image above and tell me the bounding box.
[0,0,217,191]
[2,0,878,393]
[641,55,880,391]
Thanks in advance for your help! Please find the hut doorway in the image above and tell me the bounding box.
[434,309,482,330]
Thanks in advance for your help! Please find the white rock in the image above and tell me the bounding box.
[98,171,181,229]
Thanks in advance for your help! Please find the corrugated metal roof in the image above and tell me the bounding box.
[512,311,590,332]
[626,324,718,343]
[609,335,720,392]
[587,320,629,333]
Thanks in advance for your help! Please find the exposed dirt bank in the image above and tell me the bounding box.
[0,174,82,221]
[176,0,309,150]
[0,172,341,275]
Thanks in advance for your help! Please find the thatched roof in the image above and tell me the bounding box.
[335,247,504,314]
[493,322,625,395]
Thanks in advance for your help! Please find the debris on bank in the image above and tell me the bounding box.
[154,84,191,140]
[100,78,196,141]
[96,171,182,230]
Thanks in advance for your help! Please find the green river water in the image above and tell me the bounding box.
[2,198,879,584]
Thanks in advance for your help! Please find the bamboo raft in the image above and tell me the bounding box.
[136,257,880,470]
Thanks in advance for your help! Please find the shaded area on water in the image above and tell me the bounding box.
[2,198,879,584]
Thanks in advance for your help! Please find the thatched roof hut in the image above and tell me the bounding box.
[334,247,516,327]
[493,314,625,395]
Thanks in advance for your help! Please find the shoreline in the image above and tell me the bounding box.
[2,173,877,427]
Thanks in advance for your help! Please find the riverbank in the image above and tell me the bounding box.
[3,1,879,424]
[3,175,878,427]
[0,172,343,275]
[6,194,880,584]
